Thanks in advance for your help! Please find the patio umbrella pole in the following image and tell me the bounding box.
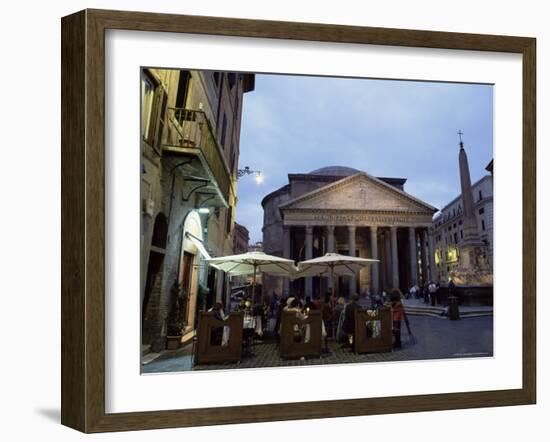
[331,265,335,300]
[252,262,257,303]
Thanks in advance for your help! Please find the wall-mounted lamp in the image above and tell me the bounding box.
[237,166,263,184]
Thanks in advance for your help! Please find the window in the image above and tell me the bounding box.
[479,207,485,215]
[453,232,458,244]
[141,72,156,140]
[141,70,167,148]
[225,207,233,234]
[481,219,486,231]
[479,190,483,201]
[459,220,462,225]
[175,71,190,109]
[460,230,463,239]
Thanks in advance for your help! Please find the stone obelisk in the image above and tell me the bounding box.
[458,133,482,245]
[454,131,492,285]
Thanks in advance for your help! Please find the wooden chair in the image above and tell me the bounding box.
[194,311,243,365]
[280,310,322,359]
[354,306,392,354]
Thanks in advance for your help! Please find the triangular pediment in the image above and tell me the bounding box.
[279,173,437,213]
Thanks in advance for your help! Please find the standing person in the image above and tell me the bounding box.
[422,283,429,304]
[333,296,346,342]
[390,289,405,349]
[274,296,287,340]
[429,280,439,306]
[410,284,417,300]
[448,278,456,295]
[447,278,456,307]
[342,294,361,348]
[322,294,334,338]
[270,292,278,319]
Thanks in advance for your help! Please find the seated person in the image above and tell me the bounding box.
[208,302,226,346]
[304,296,316,311]
[282,297,306,342]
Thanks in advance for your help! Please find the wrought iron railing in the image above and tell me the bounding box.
[164,108,231,204]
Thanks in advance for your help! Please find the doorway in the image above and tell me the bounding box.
[142,213,168,345]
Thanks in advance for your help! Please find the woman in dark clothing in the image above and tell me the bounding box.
[342,294,361,348]
[274,296,287,339]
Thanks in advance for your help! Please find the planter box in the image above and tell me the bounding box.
[166,336,181,350]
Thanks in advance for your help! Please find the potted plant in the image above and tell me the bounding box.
[165,320,184,350]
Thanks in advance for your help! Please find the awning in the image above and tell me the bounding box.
[185,232,213,260]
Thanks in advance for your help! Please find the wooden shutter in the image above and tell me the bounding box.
[155,89,168,148]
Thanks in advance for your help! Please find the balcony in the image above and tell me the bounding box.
[162,108,232,207]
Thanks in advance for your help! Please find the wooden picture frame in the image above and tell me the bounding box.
[61,8,536,433]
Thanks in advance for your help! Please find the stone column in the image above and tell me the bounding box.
[370,226,379,294]
[420,230,428,284]
[282,225,291,296]
[326,225,335,253]
[390,226,399,289]
[305,225,313,297]
[408,227,418,288]
[326,225,335,292]
[348,225,357,295]
[384,230,392,289]
[421,229,430,283]
[379,231,386,291]
[428,228,437,282]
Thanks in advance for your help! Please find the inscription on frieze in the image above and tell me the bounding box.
[283,211,432,226]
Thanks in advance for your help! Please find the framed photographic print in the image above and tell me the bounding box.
[61,9,536,433]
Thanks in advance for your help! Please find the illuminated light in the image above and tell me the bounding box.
[255,172,264,184]
[197,207,210,214]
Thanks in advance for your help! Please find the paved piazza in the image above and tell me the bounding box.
[142,315,493,374]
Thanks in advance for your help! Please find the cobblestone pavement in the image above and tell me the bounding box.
[142,315,493,374]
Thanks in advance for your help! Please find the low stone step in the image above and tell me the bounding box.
[141,344,151,357]
[142,352,161,365]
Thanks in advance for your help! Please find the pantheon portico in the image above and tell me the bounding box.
[261,166,438,298]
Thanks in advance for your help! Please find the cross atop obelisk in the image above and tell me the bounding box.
[457,130,464,148]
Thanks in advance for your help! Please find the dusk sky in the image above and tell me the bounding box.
[235,74,493,244]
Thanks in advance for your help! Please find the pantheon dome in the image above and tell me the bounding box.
[308,165,361,176]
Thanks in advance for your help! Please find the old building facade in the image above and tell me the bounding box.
[261,166,438,298]
[141,68,254,352]
[233,222,250,254]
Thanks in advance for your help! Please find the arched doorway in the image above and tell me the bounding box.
[142,213,167,345]
[177,211,203,333]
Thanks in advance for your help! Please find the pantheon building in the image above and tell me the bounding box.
[261,166,438,299]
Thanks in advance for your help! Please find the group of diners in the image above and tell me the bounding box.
[207,288,408,351]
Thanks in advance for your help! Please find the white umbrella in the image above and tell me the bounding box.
[206,251,297,301]
[296,253,379,300]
